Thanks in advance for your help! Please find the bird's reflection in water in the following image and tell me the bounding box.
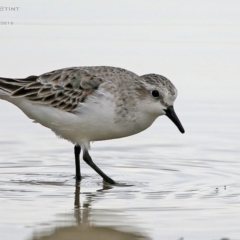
[30,181,151,240]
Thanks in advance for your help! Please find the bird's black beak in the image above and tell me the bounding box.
[164,106,185,133]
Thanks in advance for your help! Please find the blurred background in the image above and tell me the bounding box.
[0,1,239,240]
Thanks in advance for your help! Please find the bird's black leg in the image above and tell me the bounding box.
[74,145,81,181]
[83,149,116,184]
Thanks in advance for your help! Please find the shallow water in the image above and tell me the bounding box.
[0,99,239,240]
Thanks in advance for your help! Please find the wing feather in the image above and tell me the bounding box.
[2,68,105,112]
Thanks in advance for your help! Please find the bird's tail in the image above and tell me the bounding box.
[0,77,20,96]
[0,76,38,98]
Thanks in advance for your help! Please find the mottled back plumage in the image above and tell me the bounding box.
[0,66,141,112]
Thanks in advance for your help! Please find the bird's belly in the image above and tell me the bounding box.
[73,107,148,142]
[13,96,155,146]
[82,119,142,141]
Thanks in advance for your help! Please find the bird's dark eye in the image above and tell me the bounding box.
[151,90,160,98]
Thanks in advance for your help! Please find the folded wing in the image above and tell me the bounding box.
[0,68,104,112]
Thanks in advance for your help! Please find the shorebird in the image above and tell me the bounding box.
[0,66,185,184]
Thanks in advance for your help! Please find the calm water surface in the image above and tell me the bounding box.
[0,99,239,240]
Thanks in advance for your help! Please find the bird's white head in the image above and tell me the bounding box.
[139,74,185,133]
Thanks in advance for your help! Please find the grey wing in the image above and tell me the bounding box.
[0,68,104,112]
